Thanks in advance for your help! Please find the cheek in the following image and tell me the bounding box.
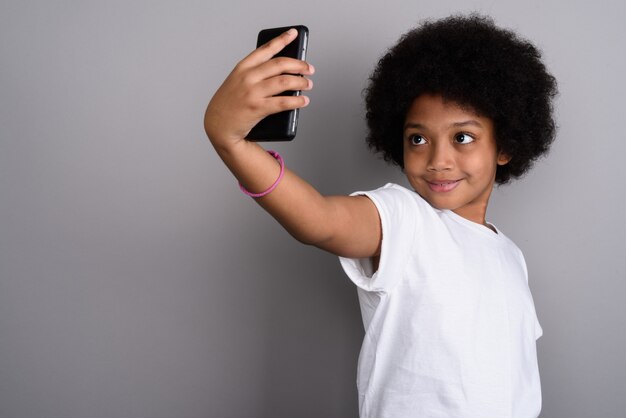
[403,153,425,176]
[461,153,498,178]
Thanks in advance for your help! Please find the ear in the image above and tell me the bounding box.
[497,151,512,166]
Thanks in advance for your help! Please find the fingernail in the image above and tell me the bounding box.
[285,28,297,36]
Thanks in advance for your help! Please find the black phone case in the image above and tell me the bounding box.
[245,25,308,141]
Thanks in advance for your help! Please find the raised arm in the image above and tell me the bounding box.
[204,29,380,258]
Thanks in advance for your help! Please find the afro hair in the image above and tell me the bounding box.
[364,14,558,184]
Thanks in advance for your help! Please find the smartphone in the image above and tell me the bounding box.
[245,25,309,141]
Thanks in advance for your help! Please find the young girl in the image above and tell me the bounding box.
[204,14,557,418]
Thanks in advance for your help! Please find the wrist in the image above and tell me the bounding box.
[208,131,249,157]
[210,136,265,174]
[203,105,248,152]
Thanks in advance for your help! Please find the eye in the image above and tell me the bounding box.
[409,135,427,145]
[454,133,475,144]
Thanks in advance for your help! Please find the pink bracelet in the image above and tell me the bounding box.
[239,150,285,198]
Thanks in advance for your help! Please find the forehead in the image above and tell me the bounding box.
[404,93,494,131]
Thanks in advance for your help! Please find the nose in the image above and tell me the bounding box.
[427,141,454,172]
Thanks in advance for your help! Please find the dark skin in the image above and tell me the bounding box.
[205,29,383,260]
[205,31,511,273]
[402,94,510,229]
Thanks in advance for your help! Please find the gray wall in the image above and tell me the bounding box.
[1,0,624,417]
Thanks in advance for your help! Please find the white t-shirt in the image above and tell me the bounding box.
[339,183,543,418]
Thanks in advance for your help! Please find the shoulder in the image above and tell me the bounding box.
[495,227,524,255]
[492,227,529,275]
[353,183,430,214]
[353,182,412,199]
[350,184,441,241]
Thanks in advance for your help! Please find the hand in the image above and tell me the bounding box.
[204,28,315,149]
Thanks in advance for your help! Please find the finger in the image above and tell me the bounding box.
[254,56,314,81]
[239,28,299,69]
[257,74,313,98]
[261,94,310,115]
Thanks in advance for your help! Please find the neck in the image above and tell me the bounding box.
[452,200,489,226]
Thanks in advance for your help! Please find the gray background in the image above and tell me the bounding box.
[1,0,624,417]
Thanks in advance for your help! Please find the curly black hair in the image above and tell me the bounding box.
[364,14,558,184]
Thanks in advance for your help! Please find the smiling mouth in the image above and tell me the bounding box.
[427,180,461,193]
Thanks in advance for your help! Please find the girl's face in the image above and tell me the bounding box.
[403,93,510,226]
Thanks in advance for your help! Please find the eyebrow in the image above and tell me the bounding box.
[404,120,484,130]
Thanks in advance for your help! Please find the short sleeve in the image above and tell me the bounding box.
[339,183,418,293]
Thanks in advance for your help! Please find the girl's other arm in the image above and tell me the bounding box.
[204,29,380,259]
